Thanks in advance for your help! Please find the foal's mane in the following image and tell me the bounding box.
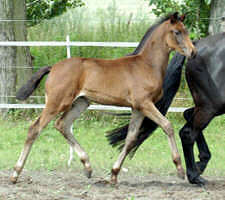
[130,13,176,55]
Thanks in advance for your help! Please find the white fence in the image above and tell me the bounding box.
[0,104,187,112]
[0,36,189,112]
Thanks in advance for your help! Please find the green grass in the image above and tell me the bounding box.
[0,112,224,177]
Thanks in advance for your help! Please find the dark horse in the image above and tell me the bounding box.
[179,32,225,185]
[108,32,225,185]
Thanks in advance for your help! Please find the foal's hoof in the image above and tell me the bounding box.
[110,178,118,185]
[110,174,118,185]
[177,167,185,180]
[84,169,92,179]
[190,176,207,186]
[10,176,18,184]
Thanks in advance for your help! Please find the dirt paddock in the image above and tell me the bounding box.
[1,169,225,200]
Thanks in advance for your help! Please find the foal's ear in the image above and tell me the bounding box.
[180,14,186,22]
[170,12,179,24]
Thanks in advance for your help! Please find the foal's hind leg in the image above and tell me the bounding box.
[141,101,185,179]
[111,110,144,184]
[55,97,92,178]
[11,108,57,183]
[68,145,74,166]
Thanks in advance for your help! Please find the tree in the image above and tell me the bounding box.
[208,0,225,34]
[0,0,32,114]
[148,0,225,36]
[147,0,210,38]
[26,0,84,26]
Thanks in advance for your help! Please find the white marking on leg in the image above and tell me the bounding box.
[17,152,24,167]
[68,146,74,167]
[12,171,18,178]
[67,125,75,166]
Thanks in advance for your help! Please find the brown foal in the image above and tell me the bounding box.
[11,13,196,184]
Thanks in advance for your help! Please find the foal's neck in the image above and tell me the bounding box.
[139,23,171,77]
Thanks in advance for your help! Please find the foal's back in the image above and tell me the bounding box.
[45,55,161,110]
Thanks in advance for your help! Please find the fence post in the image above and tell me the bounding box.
[66,35,71,59]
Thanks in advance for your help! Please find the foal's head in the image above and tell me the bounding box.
[164,12,196,58]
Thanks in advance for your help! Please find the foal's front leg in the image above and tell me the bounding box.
[111,110,144,184]
[141,101,185,179]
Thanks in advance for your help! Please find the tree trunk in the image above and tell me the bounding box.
[0,0,32,114]
[0,0,16,113]
[14,0,32,91]
[208,0,225,34]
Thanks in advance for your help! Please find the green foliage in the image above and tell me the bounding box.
[28,7,149,64]
[204,0,212,5]
[26,0,84,26]
[148,0,211,38]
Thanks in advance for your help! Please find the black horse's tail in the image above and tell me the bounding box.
[16,66,52,101]
[106,53,186,157]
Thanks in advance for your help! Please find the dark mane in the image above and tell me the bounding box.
[130,13,175,55]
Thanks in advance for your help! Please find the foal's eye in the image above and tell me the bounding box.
[174,30,181,35]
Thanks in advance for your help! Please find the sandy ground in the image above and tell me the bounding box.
[1,169,225,200]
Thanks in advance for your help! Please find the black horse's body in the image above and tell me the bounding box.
[179,32,225,185]
[108,32,225,185]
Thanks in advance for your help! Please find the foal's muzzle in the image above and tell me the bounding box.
[183,47,197,59]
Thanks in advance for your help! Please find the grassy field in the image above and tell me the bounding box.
[0,112,224,177]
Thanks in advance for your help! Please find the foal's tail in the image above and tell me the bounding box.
[16,66,52,101]
[106,53,186,157]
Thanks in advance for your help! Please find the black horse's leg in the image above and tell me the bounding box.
[180,107,214,185]
[179,121,201,184]
[181,108,199,182]
[183,108,211,175]
[183,107,194,121]
[195,132,211,174]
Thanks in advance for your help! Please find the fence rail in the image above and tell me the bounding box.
[0,41,138,47]
[0,36,190,112]
[0,104,188,113]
